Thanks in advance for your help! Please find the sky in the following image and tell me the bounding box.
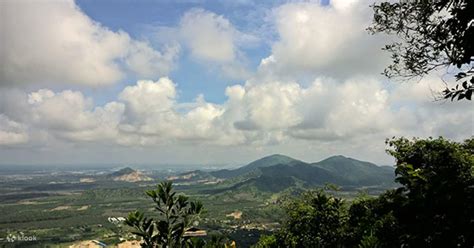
[0,0,472,166]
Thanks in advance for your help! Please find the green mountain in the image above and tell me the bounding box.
[210,154,300,178]
[203,154,395,193]
[312,155,395,186]
[167,154,396,194]
[258,162,348,186]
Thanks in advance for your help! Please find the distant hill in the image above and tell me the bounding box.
[210,154,300,178]
[107,167,152,182]
[312,155,395,186]
[108,167,135,177]
[198,154,396,193]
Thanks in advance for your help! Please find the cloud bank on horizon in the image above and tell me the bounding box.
[0,0,472,165]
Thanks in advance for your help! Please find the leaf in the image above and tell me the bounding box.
[146,190,157,199]
[465,89,472,100]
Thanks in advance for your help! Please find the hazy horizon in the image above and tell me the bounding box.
[0,153,395,170]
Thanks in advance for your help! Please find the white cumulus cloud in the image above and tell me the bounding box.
[0,76,472,164]
[180,9,237,63]
[0,115,29,145]
[0,0,178,87]
[176,8,255,79]
[259,0,389,79]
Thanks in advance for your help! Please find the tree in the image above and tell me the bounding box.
[256,190,347,248]
[369,0,473,100]
[125,181,203,248]
[345,191,403,248]
[386,137,474,247]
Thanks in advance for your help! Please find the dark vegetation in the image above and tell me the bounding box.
[369,0,473,100]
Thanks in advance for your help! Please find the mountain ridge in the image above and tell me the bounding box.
[210,154,301,179]
[175,154,396,191]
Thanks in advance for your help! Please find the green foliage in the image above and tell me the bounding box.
[369,0,473,100]
[252,235,278,248]
[271,190,347,248]
[125,181,204,247]
[256,137,474,247]
[358,233,379,248]
[385,137,474,247]
[345,191,402,248]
